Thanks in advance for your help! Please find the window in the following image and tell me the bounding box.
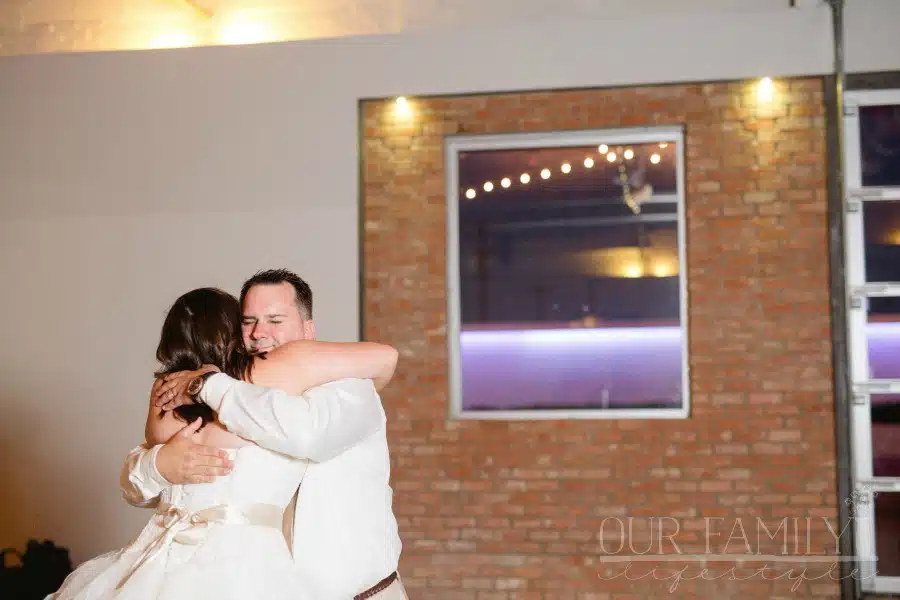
[843,89,900,594]
[859,103,900,188]
[445,127,688,419]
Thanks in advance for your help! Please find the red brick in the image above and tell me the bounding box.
[363,77,836,598]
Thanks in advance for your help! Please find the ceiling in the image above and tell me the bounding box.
[0,0,794,55]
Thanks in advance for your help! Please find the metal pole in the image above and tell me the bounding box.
[825,1,858,599]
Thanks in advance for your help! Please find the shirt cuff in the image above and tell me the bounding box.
[198,372,233,412]
[144,444,172,491]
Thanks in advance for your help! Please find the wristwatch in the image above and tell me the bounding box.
[187,370,218,401]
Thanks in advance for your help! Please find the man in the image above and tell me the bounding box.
[120,269,406,599]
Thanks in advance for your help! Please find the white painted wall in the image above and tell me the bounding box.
[0,0,898,566]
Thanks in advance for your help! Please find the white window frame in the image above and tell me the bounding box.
[445,126,689,420]
[843,88,900,594]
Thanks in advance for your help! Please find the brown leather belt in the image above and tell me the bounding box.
[354,571,398,599]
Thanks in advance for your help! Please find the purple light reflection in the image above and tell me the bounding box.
[868,322,900,381]
[460,326,683,411]
[459,322,900,411]
[867,323,900,475]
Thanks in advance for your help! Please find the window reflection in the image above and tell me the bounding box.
[454,141,685,412]
[875,493,900,576]
[872,395,900,477]
[863,200,900,283]
[860,104,900,188]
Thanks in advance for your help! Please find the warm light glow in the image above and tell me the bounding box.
[659,142,668,149]
[465,188,476,199]
[393,96,413,118]
[650,153,661,164]
[624,149,634,160]
[111,12,335,53]
[599,144,609,153]
[623,263,644,278]
[651,261,677,277]
[541,168,551,179]
[218,17,275,45]
[520,173,530,184]
[606,152,617,162]
[584,157,594,168]
[574,246,679,279]
[756,77,775,103]
[483,181,494,192]
[561,162,571,174]
[501,177,511,188]
[149,29,197,49]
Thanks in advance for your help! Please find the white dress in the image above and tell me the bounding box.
[48,445,312,600]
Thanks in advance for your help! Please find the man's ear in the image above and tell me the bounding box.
[304,320,317,340]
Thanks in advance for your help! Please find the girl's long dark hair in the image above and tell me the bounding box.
[154,287,252,427]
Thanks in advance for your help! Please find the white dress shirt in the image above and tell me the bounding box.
[120,377,402,598]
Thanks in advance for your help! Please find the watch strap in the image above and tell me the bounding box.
[189,370,218,402]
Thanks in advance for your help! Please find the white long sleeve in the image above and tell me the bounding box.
[120,444,167,508]
[198,375,384,462]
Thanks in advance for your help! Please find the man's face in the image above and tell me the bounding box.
[241,282,315,354]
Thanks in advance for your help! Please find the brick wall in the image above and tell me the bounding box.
[362,79,837,599]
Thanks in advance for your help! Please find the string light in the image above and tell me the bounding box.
[461,145,668,198]
[599,144,609,153]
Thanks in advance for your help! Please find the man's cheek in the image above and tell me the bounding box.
[277,327,302,344]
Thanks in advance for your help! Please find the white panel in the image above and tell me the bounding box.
[844,87,900,594]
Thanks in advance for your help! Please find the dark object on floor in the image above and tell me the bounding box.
[0,539,73,600]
